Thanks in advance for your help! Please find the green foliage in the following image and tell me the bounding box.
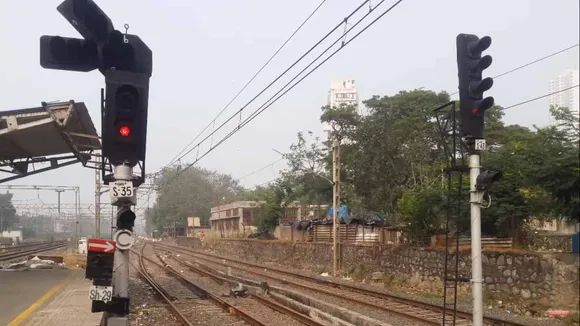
[252,179,296,236]
[320,103,360,141]
[352,90,451,215]
[318,91,579,240]
[154,89,579,242]
[150,164,245,230]
[283,131,333,205]
[396,188,446,243]
[0,193,17,231]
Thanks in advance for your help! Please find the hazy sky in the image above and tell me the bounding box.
[0,0,578,215]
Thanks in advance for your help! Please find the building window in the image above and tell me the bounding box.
[226,209,231,217]
[243,208,253,225]
[233,208,239,216]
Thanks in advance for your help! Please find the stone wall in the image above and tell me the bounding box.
[523,234,575,252]
[204,239,579,315]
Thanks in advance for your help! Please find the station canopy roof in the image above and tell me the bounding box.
[0,100,101,183]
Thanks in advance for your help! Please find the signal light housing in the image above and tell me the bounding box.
[116,207,136,231]
[56,0,114,44]
[456,34,494,140]
[102,69,150,166]
[40,35,100,72]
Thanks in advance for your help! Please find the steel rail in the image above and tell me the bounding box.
[135,245,266,326]
[131,245,193,326]
[154,245,326,326]
[0,242,67,261]
[158,242,526,326]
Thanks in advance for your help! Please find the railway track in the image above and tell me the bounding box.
[0,241,46,250]
[155,242,527,326]
[134,243,319,326]
[0,241,67,261]
[150,245,325,326]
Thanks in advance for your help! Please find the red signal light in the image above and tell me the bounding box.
[119,126,131,137]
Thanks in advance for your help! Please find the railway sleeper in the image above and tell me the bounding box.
[193,261,393,326]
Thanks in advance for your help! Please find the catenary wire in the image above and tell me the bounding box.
[503,85,579,111]
[136,84,579,210]
[174,42,579,191]
[165,0,328,166]
[136,0,376,206]
[167,0,373,167]
[143,9,578,205]
[162,0,405,187]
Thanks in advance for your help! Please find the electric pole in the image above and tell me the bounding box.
[39,1,152,325]
[55,189,65,234]
[456,33,495,326]
[332,139,341,278]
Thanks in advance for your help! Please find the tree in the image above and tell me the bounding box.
[252,179,296,236]
[320,103,360,142]
[351,89,450,216]
[396,187,446,244]
[151,164,245,230]
[283,131,332,205]
[481,105,579,236]
[0,193,17,232]
[531,106,579,221]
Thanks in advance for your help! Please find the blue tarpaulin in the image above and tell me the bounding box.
[572,232,579,253]
[327,205,349,221]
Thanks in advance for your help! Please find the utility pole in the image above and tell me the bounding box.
[55,189,65,234]
[332,139,341,278]
[95,152,102,238]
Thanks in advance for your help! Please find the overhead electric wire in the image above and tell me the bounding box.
[167,0,373,167]
[449,43,579,96]
[164,0,334,167]
[237,158,285,181]
[146,7,578,200]
[162,0,405,187]
[503,85,579,111]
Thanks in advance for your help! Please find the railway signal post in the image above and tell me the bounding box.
[456,33,501,326]
[40,1,152,324]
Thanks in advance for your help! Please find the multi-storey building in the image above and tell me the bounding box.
[323,80,359,138]
[548,69,579,125]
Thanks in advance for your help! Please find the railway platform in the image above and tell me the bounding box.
[1,269,102,326]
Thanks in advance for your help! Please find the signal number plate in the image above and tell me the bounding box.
[474,139,486,151]
[89,285,113,302]
[110,181,133,198]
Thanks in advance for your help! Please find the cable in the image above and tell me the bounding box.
[142,27,575,204]
[503,85,579,111]
[163,0,405,187]
[166,0,327,166]
[152,4,576,197]
[168,0,373,167]
[449,43,579,96]
[237,158,285,181]
[167,0,348,165]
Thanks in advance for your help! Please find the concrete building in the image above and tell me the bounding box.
[210,201,258,237]
[323,80,359,138]
[548,69,579,125]
[210,201,329,237]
